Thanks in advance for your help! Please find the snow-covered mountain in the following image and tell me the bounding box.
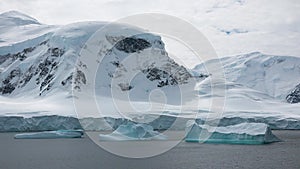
[286,84,300,104]
[193,52,300,103]
[0,11,192,99]
[0,10,40,27]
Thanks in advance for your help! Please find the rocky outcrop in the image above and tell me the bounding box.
[286,84,300,103]
[142,66,191,88]
[115,37,151,53]
[0,41,66,95]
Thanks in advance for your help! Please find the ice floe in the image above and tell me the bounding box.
[99,122,167,141]
[14,129,83,139]
[185,121,280,144]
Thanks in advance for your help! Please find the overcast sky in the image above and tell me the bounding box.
[0,0,298,26]
[0,0,299,64]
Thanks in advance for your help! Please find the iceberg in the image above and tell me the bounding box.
[14,130,84,139]
[99,122,167,141]
[185,121,280,144]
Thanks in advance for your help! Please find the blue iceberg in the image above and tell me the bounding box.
[185,121,280,144]
[14,130,84,139]
[99,122,167,141]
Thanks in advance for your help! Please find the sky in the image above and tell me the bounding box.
[0,0,299,67]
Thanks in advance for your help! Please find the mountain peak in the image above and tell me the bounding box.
[0,10,40,25]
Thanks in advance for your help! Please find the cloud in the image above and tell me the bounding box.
[0,0,299,59]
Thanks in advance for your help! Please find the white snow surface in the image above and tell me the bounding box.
[194,52,300,99]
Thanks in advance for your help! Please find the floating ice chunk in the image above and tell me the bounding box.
[14,130,84,139]
[99,122,167,141]
[185,121,280,144]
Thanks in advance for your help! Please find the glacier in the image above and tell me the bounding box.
[99,122,167,141]
[1,114,299,132]
[0,115,82,132]
[14,129,84,139]
[185,121,281,144]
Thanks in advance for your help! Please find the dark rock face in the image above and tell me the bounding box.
[115,37,151,53]
[118,83,133,91]
[142,66,191,88]
[0,46,36,64]
[143,68,174,87]
[73,70,86,91]
[0,68,21,94]
[286,84,300,103]
[61,74,73,86]
[0,41,48,66]
[0,41,65,95]
[1,83,15,94]
[106,35,192,91]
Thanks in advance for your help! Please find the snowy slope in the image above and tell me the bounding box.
[0,11,192,98]
[0,10,40,26]
[0,22,102,97]
[0,11,57,51]
[194,52,300,101]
